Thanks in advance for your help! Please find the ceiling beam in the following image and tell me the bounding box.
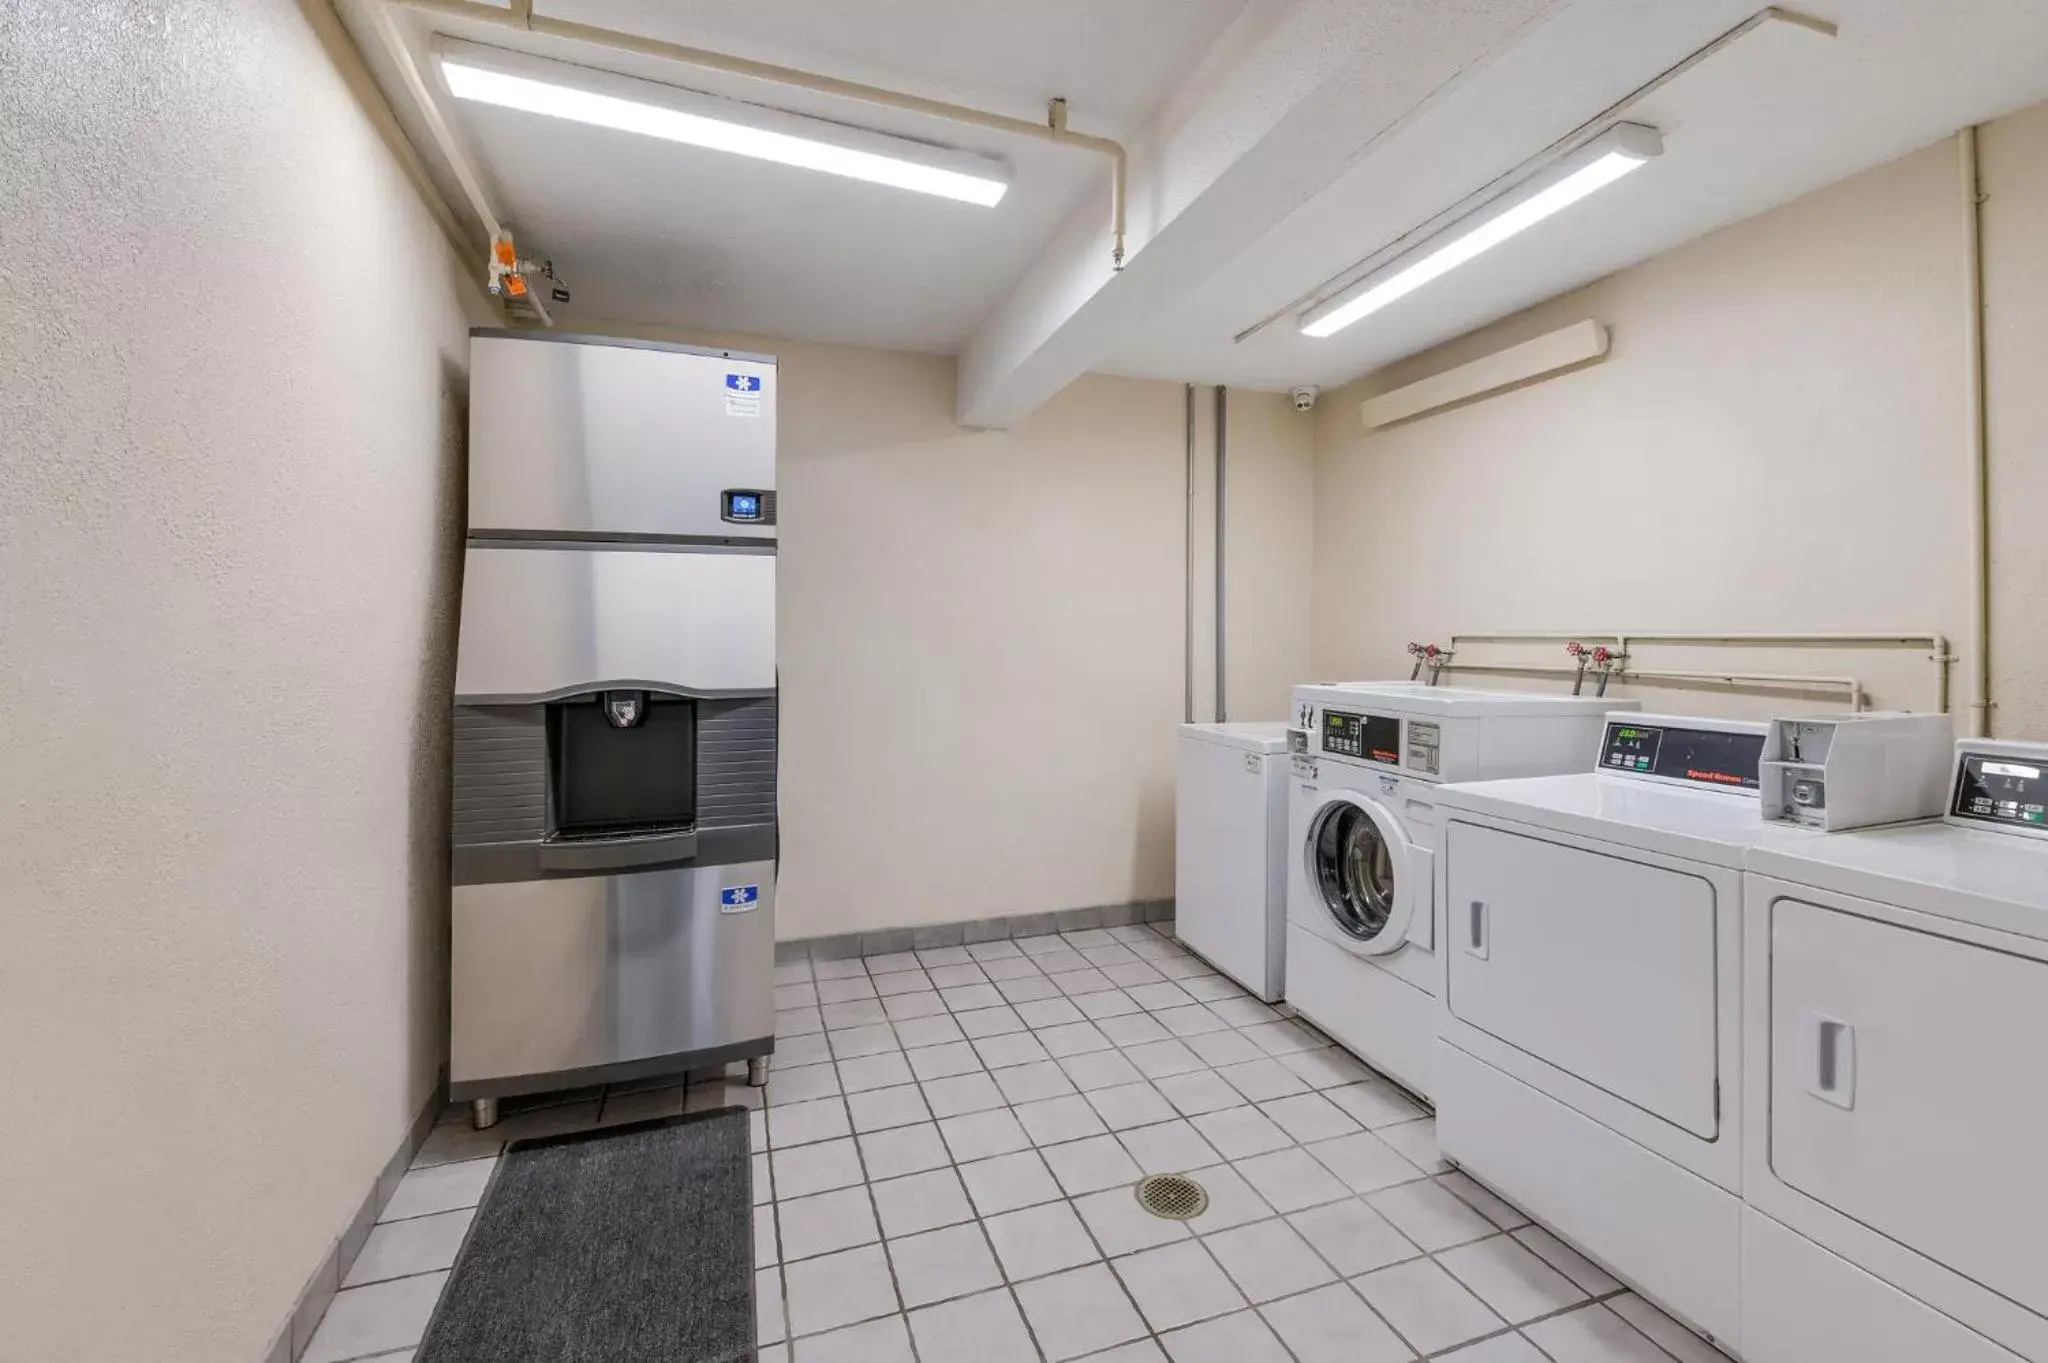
[954,0,1566,429]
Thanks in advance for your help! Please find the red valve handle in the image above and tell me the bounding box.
[1565,642,1585,657]
[1591,646,1613,664]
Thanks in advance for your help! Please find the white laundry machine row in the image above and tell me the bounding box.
[1284,684,1627,1101]
[1431,714,1774,1348]
[1175,722,1292,1002]
[1739,737,2048,1363]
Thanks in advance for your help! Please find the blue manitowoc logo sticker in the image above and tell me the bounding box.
[724,373,763,418]
[720,885,760,913]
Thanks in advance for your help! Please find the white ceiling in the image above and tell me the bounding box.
[1101,0,2048,390]
[546,0,1251,138]
[347,0,2048,402]
[350,0,1249,351]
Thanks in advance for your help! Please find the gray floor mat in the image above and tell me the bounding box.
[416,1107,754,1363]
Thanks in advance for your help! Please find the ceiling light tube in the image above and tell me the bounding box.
[434,39,1011,206]
[1299,123,1663,338]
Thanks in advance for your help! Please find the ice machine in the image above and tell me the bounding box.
[449,331,779,1127]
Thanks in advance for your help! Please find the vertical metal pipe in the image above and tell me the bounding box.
[1960,126,1993,737]
[1214,386,1228,722]
[1183,383,1196,725]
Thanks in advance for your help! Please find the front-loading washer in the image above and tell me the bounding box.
[1283,683,1625,1101]
[1431,713,1774,1350]
[1738,737,2048,1363]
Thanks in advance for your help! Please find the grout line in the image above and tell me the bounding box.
[800,930,1538,1354]
[385,927,1687,1363]
[767,960,1447,1314]
[778,930,1674,1360]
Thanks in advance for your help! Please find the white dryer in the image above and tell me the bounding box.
[1739,738,2048,1363]
[1176,722,1292,1002]
[1284,684,1624,1100]
[1431,714,1772,1350]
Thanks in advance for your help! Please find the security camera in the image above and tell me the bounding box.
[1290,385,1319,412]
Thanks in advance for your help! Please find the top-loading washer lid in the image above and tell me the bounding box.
[1178,722,1291,755]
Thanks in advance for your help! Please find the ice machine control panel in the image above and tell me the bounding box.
[1951,751,2048,833]
[721,488,774,524]
[1600,720,1765,791]
[1321,710,1401,766]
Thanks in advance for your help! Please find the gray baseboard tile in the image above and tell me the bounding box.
[1005,912,1057,940]
[910,922,965,949]
[263,1072,448,1363]
[811,932,868,961]
[959,917,1009,945]
[856,927,914,957]
[785,899,1176,962]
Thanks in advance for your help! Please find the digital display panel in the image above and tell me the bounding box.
[1951,752,2048,829]
[1602,724,1662,773]
[1601,722,1763,789]
[1322,710,1401,766]
[723,490,763,522]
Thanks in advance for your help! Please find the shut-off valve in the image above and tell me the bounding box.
[1565,642,1622,697]
[1407,641,1450,686]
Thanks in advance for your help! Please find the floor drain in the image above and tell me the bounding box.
[1134,1173,1209,1220]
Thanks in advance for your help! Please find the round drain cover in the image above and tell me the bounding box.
[1134,1173,1209,1220]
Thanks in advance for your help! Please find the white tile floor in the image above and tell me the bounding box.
[301,921,1732,1363]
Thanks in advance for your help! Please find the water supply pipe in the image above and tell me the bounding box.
[1183,383,1195,725]
[1213,386,1228,721]
[1438,661,1869,712]
[1447,631,1951,714]
[1961,125,1993,736]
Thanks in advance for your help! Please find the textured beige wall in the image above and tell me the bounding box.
[1312,136,1985,723]
[1980,103,2048,738]
[552,323,1316,940]
[1222,391,1317,721]
[0,3,480,1359]
[776,355,1188,936]
[1181,385,1316,727]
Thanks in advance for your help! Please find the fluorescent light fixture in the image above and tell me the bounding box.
[1299,123,1662,338]
[434,39,1011,207]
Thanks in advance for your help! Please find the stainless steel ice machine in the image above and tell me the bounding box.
[449,331,779,1126]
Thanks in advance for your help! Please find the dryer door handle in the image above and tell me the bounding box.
[1804,1012,1856,1110]
[1465,900,1489,959]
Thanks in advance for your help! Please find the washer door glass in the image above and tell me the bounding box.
[1311,801,1398,942]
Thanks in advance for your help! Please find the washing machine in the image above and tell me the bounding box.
[1430,713,1772,1349]
[1284,684,1624,1101]
[1739,737,2048,1363]
[1176,722,1292,1002]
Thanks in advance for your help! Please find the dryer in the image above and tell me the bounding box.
[1431,714,1772,1350]
[1284,684,1623,1100]
[1739,738,2048,1363]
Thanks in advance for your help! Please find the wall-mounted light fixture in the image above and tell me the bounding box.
[436,38,1012,207]
[1299,123,1663,339]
